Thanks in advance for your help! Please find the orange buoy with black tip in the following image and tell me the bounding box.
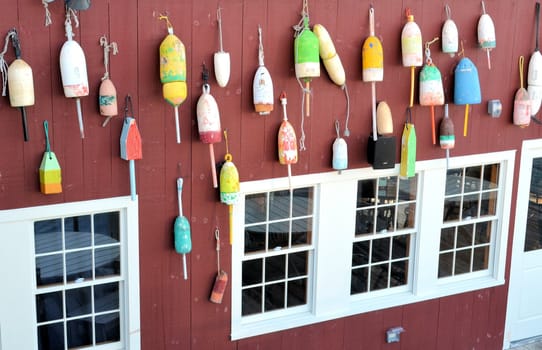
[209,227,228,304]
[401,8,423,108]
[159,15,187,143]
[514,56,531,127]
[6,28,34,142]
[98,35,118,127]
[278,91,298,189]
[478,1,496,70]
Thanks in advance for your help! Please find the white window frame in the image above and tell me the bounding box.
[0,196,140,350]
[231,150,514,340]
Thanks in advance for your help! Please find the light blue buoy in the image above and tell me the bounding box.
[454,57,481,136]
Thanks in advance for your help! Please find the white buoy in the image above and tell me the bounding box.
[441,5,458,56]
[214,7,230,88]
[529,2,542,116]
[253,25,274,115]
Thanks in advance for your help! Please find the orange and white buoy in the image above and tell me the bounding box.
[98,35,118,127]
[253,25,273,115]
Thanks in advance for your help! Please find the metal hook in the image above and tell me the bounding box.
[124,94,133,117]
[445,4,452,20]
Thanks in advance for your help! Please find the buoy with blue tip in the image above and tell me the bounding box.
[454,57,481,136]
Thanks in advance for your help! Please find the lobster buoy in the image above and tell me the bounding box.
[440,104,455,168]
[253,25,274,115]
[514,56,531,127]
[60,11,89,139]
[376,101,393,135]
[332,120,347,172]
[441,5,458,56]
[401,9,423,108]
[174,177,191,280]
[454,57,481,136]
[7,28,34,142]
[313,24,345,86]
[197,66,222,189]
[214,7,230,88]
[98,36,118,126]
[159,15,188,144]
[278,92,298,189]
[220,130,240,244]
[420,38,444,144]
[478,1,496,70]
[294,3,320,118]
[529,2,542,116]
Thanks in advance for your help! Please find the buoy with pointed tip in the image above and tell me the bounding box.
[477,1,496,70]
[253,25,274,115]
[514,56,531,127]
[441,4,458,56]
[197,65,222,188]
[119,95,142,201]
[214,7,230,88]
[454,57,481,137]
[159,15,188,144]
[529,2,542,116]
[420,38,444,145]
[60,10,89,139]
[401,9,423,108]
[278,92,298,189]
[6,28,34,142]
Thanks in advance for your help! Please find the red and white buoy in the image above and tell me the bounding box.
[59,9,89,139]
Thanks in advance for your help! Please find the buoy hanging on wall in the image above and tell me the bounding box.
[278,92,298,189]
[6,28,34,142]
[401,8,423,108]
[253,25,274,115]
[174,177,192,280]
[219,130,240,244]
[159,15,188,144]
[477,1,496,70]
[332,120,347,172]
[441,4,458,56]
[514,56,531,127]
[98,35,118,127]
[120,95,142,201]
[59,9,89,139]
[529,2,542,117]
[440,104,455,168]
[39,120,62,195]
[419,38,444,145]
[214,7,230,88]
[454,57,481,136]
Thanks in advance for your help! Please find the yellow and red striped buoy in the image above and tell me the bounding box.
[159,15,187,143]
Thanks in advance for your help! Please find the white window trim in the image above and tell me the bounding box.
[0,196,141,350]
[231,151,515,340]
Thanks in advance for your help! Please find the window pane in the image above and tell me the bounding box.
[440,227,455,251]
[36,254,63,286]
[265,255,285,282]
[38,322,65,350]
[67,317,92,348]
[351,267,368,294]
[443,196,461,221]
[445,168,463,196]
[292,217,311,246]
[454,249,472,275]
[390,260,408,287]
[357,179,376,207]
[242,287,262,316]
[292,187,313,217]
[398,176,417,201]
[96,313,121,344]
[463,194,479,219]
[392,235,409,259]
[66,250,92,282]
[95,246,121,278]
[370,264,389,291]
[288,252,307,278]
[65,215,91,249]
[371,238,390,263]
[525,157,542,252]
[242,259,262,286]
[352,241,370,266]
[473,247,489,271]
[36,291,63,322]
[483,163,499,190]
[66,287,91,317]
[245,193,267,224]
[376,206,394,232]
[457,224,474,248]
[396,203,415,229]
[269,190,290,221]
[480,191,497,216]
[35,219,62,254]
[287,279,307,307]
[475,222,491,244]
[268,221,289,250]
[439,252,453,278]
[265,283,285,311]
[245,225,266,253]
[464,166,482,193]
[378,177,397,204]
[355,209,374,235]
[95,282,119,313]
[94,212,120,245]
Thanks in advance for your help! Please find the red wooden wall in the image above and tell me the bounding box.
[0,0,539,349]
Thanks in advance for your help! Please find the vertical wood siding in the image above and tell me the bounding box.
[0,0,534,348]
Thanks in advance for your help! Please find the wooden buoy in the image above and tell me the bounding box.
[376,101,393,135]
[253,25,274,115]
[214,7,230,88]
[219,130,240,244]
[441,5,458,56]
[332,120,347,172]
[120,95,142,201]
[314,23,345,86]
[39,121,62,195]
[514,56,531,127]
[419,38,444,144]
[59,9,89,139]
[477,1,496,70]
[98,35,118,127]
[440,104,455,168]
[278,92,298,189]
[401,9,423,108]
[174,177,191,280]
[454,57,481,136]
[159,15,188,143]
[209,227,228,304]
[529,2,542,116]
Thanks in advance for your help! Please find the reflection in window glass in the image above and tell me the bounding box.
[34,219,62,254]
[525,157,542,252]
